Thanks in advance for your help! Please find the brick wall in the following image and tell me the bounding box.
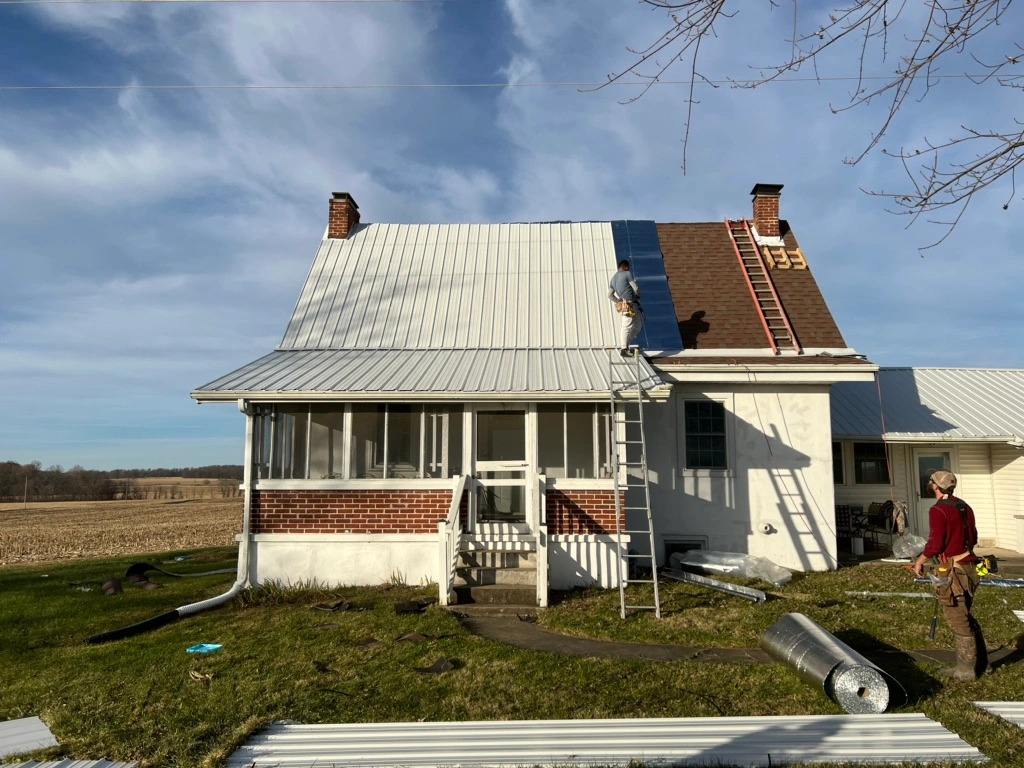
[253,490,456,534]
[546,489,623,535]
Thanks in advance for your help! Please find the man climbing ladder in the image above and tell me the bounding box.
[608,259,643,356]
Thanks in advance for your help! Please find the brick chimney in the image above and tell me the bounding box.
[328,192,360,239]
[750,183,783,238]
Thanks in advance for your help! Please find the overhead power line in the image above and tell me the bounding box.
[0,74,1004,91]
[1,0,467,4]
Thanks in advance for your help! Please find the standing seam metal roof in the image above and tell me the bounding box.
[831,367,1024,445]
[193,349,661,399]
[280,223,622,351]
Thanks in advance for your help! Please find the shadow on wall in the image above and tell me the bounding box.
[635,390,837,572]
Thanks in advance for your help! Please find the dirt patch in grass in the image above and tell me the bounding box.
[0,499,241,566]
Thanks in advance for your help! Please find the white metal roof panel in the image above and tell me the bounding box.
[0,719,58,761]
[279,223,621,351]
[193,349,662,400]
[226,715,985,767]
[975,701,1024,730]
[831,368,1024,445]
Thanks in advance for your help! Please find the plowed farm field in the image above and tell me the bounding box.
[0,498,241,566]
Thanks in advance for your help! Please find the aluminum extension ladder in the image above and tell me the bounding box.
[608,350,662,619]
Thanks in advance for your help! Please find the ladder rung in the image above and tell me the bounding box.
[622,531,654,536]
[613,439,645,444]
[622,506,650,512]
[625,581,656,586]
[624,553,655,559]
[624,605,659,610]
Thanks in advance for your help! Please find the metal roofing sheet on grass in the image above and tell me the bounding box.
[831,367,1024,445]
[280,223,622,351]
[194,348,663,399]
[0,718,58,761]
[226,714,985,768]
[975,701,1024,730]
[4,762,136,768]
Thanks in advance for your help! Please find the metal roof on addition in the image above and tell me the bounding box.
[831,367,1024,446]
[194,348,663,401]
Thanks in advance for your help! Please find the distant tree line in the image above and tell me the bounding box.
[0,461,244,503]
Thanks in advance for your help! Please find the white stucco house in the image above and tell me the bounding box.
[192,185,876,606]
[832,367,1024,553]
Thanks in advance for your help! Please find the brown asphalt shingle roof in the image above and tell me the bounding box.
[656,221,846,351]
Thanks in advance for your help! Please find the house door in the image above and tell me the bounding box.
[472,408,534,536]
[912,448,955,536]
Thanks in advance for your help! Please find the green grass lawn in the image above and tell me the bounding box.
[1,550,1023,768]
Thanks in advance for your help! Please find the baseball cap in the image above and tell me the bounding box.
[929,470,957,491]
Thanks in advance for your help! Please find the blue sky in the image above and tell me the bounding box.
[1,0,1021,471]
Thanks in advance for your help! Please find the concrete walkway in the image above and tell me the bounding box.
[461,616,1022,669]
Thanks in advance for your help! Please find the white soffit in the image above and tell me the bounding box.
[975,701,1024,730]
[193,349,663,400]
[226,714,985,768]
[0,718,58,760]
[831,367,1024,445]
[280,223,621,350]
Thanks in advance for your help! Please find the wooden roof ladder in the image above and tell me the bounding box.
[725,219,801,354]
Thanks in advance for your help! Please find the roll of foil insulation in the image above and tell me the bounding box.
[761,612,892,715]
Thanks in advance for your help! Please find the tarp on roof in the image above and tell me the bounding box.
[193,349,665,401]
[831,368,1024,446]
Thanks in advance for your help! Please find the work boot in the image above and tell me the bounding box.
[940,634,979,681]
[970,618,990,678]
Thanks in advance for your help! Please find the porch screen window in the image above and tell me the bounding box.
[350,405,386,478]
[832,442,844,485]
[853,442,890,484]
[477,411,525,462]
[309,406,345,479]
[537,404,612,479]
[425,406,463,478]
[350,404,463,479]
[684,400,727,470]
[271,405,308,479]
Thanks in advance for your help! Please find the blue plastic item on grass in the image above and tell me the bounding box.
[186,643,222,654]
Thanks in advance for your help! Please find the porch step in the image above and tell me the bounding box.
[459,536,536,553]
[458,550,536,569]
[453,584,537,605]
[445,603,538,619]
[455,566,536,587]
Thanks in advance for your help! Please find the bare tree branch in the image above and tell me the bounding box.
[610,1,1022,246]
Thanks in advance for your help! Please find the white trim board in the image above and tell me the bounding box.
[226,714,985,768]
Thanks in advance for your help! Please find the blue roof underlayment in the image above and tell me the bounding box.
[610,220,684,353]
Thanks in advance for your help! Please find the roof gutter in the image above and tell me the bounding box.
[835,434,1024,447]
[192,386,674,404]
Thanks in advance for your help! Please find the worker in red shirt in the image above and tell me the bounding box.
[912,470,987,680]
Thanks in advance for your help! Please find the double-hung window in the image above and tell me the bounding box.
[683,400,728,470]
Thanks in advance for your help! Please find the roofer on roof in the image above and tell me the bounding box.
[608,260,643,357]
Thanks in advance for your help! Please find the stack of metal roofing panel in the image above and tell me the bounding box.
[226,714,985,767]
[975,701,1024,730]
[0,718,58,761]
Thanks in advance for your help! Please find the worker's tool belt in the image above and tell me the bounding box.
[615,299,633,314]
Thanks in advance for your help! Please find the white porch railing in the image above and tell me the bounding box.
[438,474,468,606]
